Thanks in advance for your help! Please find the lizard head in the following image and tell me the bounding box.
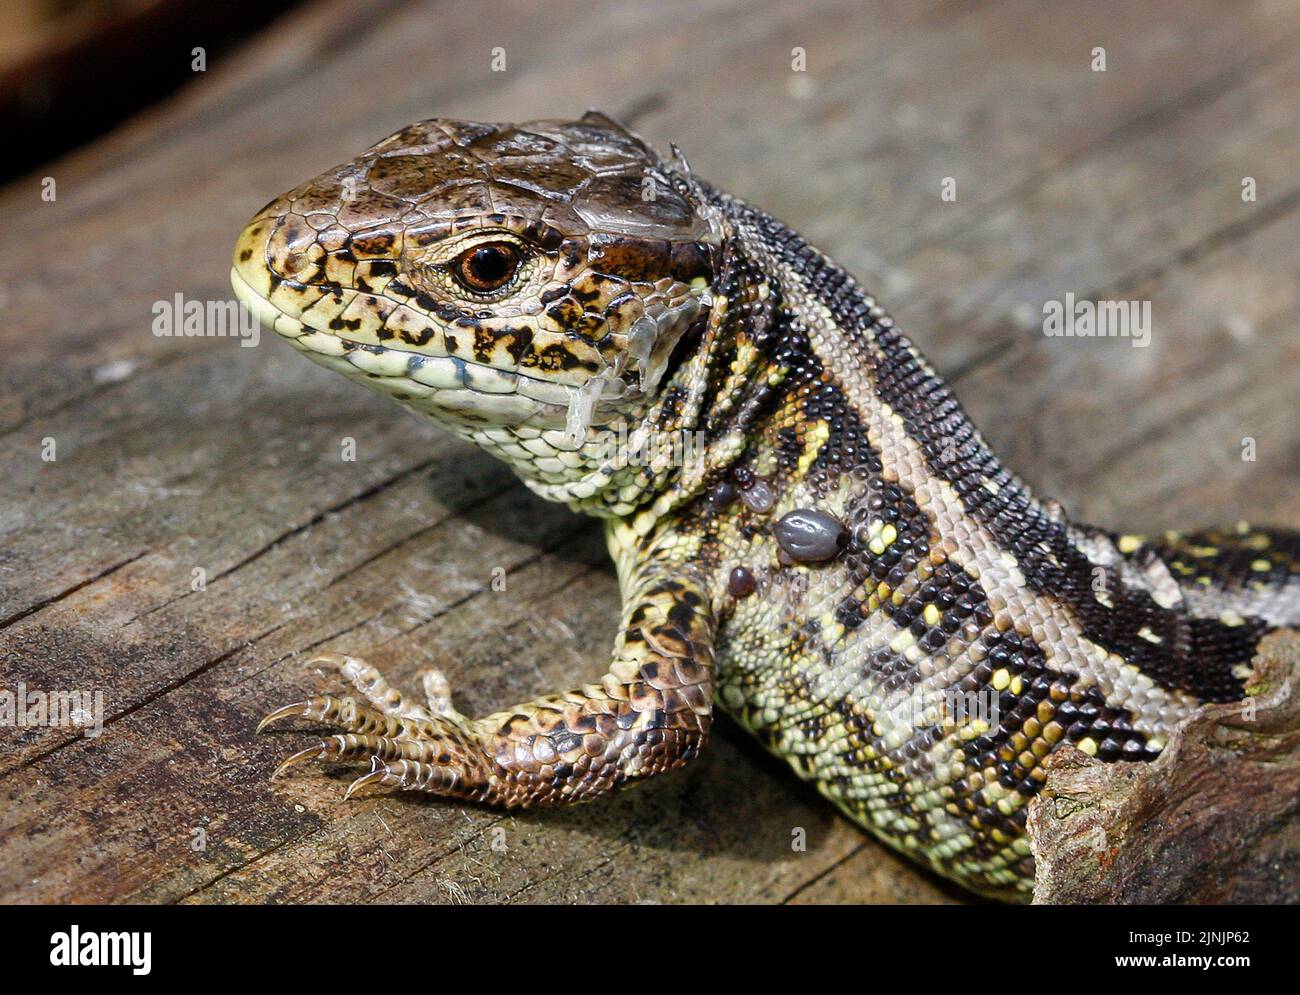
[232,112,721,510]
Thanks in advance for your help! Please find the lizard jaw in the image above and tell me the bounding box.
[231,263,641,444]
[231,248,710,452]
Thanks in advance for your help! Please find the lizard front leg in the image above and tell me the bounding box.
[258,565,716,807]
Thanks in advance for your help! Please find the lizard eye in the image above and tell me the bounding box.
[451,241,522,294]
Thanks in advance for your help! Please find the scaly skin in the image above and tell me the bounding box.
[234,113,1300,901]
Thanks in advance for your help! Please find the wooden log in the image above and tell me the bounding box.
[1029,630,1300,904]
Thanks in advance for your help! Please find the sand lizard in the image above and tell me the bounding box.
[232,113,1300,900]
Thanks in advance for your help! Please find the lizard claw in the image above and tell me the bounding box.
[272,743,330,779]
[270,732,420,780]
[256,700,313,734]
[343,761,389,800]
[257,694,413,737]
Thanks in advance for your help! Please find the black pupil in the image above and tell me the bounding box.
[468,245,513,285]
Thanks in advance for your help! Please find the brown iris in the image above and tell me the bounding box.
[451,241,521,293]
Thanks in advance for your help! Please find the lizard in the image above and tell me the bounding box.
[231,112,1300,901]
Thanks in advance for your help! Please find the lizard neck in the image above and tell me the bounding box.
[537,201,788,523]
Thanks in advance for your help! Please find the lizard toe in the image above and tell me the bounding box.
[256,694,407,737]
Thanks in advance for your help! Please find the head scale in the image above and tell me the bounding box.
[232,112,723,513]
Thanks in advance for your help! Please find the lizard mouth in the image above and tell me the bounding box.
[231,265,633,445]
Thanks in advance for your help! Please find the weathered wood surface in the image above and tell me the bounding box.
[1,0,1296,904]
[1028,631,1300,905]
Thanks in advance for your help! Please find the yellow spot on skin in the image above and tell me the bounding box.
[796,420,830,477]
[890,629,916,653]
[1220,610,1246,627]
[1010,675,1023,696]
[1078,737,1098,757]
[1251,559,1272,572]
[865,520,898,556]
[923,604,941,627]
[992,668,1011,691]
[1137,625,1163,645]
[1118,535,1143,554]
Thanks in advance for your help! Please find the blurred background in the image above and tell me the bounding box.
[1,0,298,181]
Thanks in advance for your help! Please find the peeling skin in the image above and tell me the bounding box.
[563,371,608,448]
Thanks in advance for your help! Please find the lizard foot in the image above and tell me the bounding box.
[255,563,717,809]
[258,654,491,801]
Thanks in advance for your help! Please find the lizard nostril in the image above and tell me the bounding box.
[264,214,321,281]
[280,252,311,276]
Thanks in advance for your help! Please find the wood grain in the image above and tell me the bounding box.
[0,0,1295,904]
